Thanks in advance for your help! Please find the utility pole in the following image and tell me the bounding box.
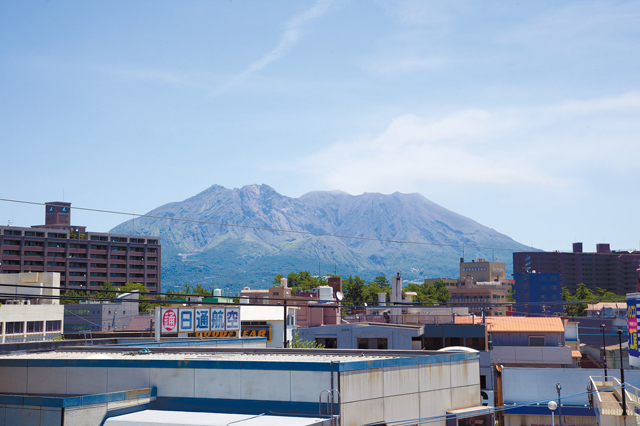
[283,299,288,348]
[556,383,562,426]
[618,327,627,417]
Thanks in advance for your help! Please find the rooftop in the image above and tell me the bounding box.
[0,350,398,363]
[454,316,566,332]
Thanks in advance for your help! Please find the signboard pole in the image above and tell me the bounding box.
[155,307,161,342]
[283,299,288,348]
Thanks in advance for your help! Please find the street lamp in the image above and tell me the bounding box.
[548,400,558,426]
[601,324,607,381]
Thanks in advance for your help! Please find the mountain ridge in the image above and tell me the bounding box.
[111,184,533,293]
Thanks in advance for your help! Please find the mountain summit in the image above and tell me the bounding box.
[111,184,532,292]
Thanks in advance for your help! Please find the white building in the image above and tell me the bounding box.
[0,272,64,343]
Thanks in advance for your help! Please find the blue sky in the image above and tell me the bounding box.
[1,0,639,253]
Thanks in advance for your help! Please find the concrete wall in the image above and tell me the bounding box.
[0,388,155,426]
[0,304,64,343]
[0,272,60,304]
[0,352,480,426]
[492,331,563,347]
[340,356,480,426]
[492,346,573,366]
[295,324,421,350]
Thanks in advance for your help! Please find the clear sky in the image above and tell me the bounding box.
[1,0,639,253]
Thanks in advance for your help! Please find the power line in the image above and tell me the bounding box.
[0,198,528,252]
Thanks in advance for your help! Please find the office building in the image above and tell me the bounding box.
[449,281,512,316]
[0,202,161,295]
[513,242,640,294]
[0,272,64,343]
[513,272,562,316]
[64,291,141,332]
[460,258,507,283]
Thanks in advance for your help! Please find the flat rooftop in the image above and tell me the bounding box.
[104,410,330,426]
[0,350,397,363]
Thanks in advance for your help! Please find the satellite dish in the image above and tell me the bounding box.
[336,291,344,301]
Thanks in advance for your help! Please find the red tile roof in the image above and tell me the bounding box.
[454,316,565,332]
[126,315,153,331]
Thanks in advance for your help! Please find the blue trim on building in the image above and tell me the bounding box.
[505,405,594,417]
[111,338,267,347]
[0,352,478,371]
[152,396,339,416]
[0,388,156,409]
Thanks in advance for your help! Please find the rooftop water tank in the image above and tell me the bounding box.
[317,286,333,302]
[213,289,222,297]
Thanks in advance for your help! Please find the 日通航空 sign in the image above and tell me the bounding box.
[628,294,639,368]
[158,307,240,336]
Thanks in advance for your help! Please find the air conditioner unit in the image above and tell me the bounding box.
[481,390,495,407]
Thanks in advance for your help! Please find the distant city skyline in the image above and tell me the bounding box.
[1,1,639,253]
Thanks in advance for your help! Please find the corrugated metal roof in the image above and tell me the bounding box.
[453,316,565,332]
[487,316,565,332]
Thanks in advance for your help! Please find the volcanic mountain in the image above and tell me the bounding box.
[110,184,532,294]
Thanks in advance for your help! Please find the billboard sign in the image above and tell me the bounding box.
[628,294,639,368]
[195,308,210,332]
[211,308,225,331]
[161,308,178,333]
[158,306,240,337]
[226,307,240,331]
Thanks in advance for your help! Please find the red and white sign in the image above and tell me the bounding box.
[161,308,178,333]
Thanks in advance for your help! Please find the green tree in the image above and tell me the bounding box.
[272,271,327,293]
[404,279,450,305]
[563,283,599,316]
[343,275,366,307]
[287,331,325,349]
[118,282,153,313]
[60,289,85,305]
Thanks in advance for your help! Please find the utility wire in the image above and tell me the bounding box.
[0,198,530,252]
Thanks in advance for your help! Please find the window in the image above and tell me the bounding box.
[357,338,388,349]
[529,336,545,347]
[27,321,43,333]
[315,337,338,348]
[6,322,24,334]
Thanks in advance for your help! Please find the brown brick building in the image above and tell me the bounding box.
[0,202,160,295]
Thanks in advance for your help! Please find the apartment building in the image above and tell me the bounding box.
[460,258,507,282]
[0,272,64,343]
[0,202,161,295]
[449,281,512,316]
[513,242,640,294]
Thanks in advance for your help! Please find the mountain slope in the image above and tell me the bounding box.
[111,184,533,293]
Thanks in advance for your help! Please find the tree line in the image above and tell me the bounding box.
[272,271,450,307]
